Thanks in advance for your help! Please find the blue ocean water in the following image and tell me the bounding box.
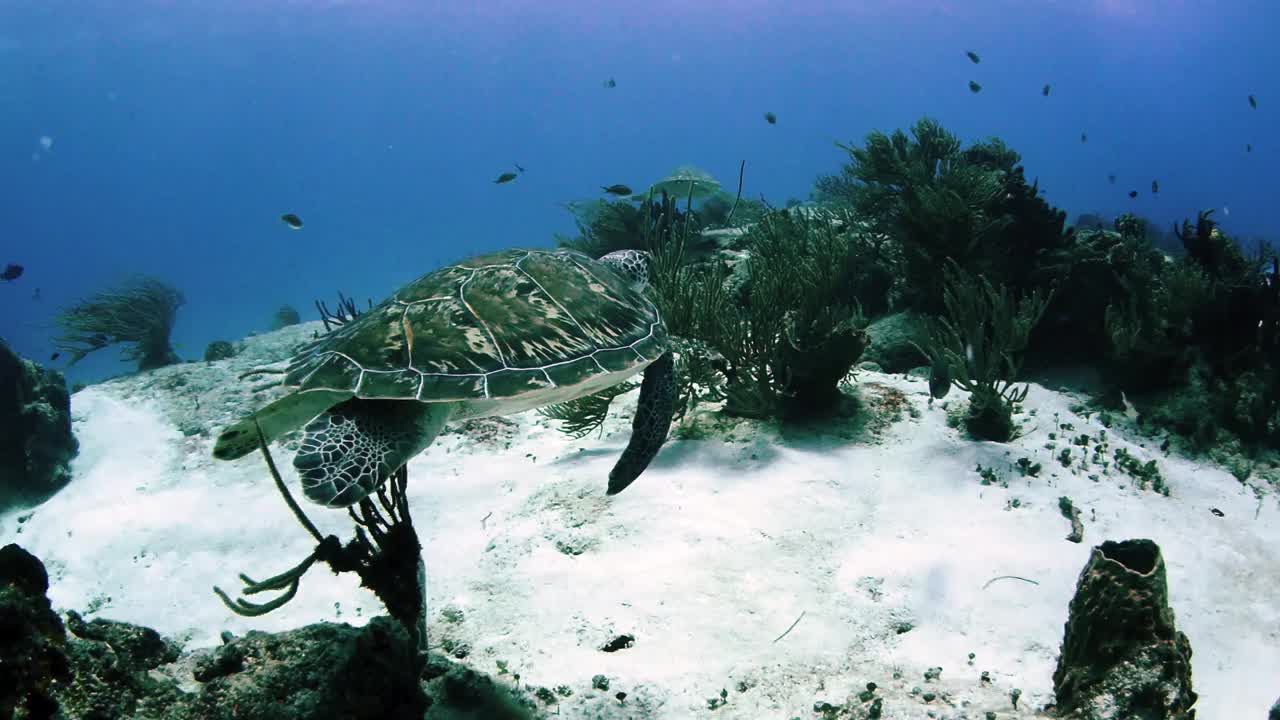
[1,1,1275,384]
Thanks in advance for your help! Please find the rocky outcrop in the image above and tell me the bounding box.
[0,339,79,513]
[0,543,71,720]
[3,543,540,720]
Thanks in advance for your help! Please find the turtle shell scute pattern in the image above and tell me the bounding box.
[283,249,667,402]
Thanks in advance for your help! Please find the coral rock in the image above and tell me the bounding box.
[0,339,79,513]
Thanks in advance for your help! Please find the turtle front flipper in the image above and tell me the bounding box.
[293,398,453,508]
[214,390,351,461]
[607,352,676,495]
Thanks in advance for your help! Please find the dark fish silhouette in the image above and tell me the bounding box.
[1248,94,1257,109]
[1081,132,1087,143]
[514,163,525,174]
[1128,190,1138,199]
[1151,179,1159,194]
[280,213,303,230]
[1107,173,1116,184]
[966,51,980,64]
[601,184,633,196]
[50,352,60,362]
[494,172,518,184]
[1,263,23,281]
[1210,507,1224,517]
[604,78,616,89]
[1247,143,1253,153]
[968,80,982,93]
[764,111,777,124]
[1042,84,1051,97]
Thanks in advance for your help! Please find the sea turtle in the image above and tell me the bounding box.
[212,247,675,508]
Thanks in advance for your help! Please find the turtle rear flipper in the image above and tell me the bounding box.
[294,398,453,508]
[214,390,351,461]
[607,352,675,495]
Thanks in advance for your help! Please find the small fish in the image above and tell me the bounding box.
[280,213,303,230]
[1080,132,1087,143]
[1120,391,1140,423]
[49,352,60,362]
[601,184,633,196]
[928,357,951,400]
[1128,190,1138,199]
[965,50,980,64]
[514,163,525,174]
[1,263,23,281]
[1042,84,1051,97]
[764,111,777,125]
[494,172,518,184]
[1248,94,1256,109]
[1107,173,1116,184]
[1210,507,1224,517]
[604,77,616,89]
[968,80,982,93]
[1151,179,1159,194]
[1246,143,1252,153]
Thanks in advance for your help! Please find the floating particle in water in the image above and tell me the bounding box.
[1107,173,1116,184]
[1151,179,1159,194]
[38,135,52,151]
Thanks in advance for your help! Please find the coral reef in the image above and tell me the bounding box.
[655,207,869,420]
[862,311,931,372]
[56,610,185,719]
[1087,211,1280,449]
[314,292,367,331]
[0,339,79,513]
[916,261,1051,441]
[1037,214,1174,368]
[0,543,70,720]
[816,117,1072,315]
[4,543,539,720]
[271,304,302,329]
[186,619,426,719]
[202,340,237,362]
[53,276,185,372]
[1052,539,1196,719]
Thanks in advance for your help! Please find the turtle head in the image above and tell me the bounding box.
[599,249,653,290]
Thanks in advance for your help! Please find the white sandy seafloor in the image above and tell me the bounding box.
[2,322,1276,719]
